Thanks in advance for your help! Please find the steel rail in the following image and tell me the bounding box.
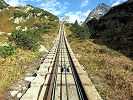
[63,26,88,100]
[44,28,62,100]
[44,24,88,100]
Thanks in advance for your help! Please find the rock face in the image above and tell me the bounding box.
[85,3,110,23]
[14,17,27,24]
[23,5,33,13]
[38,45,48,52]
[87,1,133,59]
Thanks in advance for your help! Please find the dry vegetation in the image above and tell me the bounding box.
[0,6,59,97]
[66,27,133,100]
[0,7,17,33]
[0,49,42,95]
[0,30,58,97]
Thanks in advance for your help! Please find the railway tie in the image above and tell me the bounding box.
[20,23,102,100]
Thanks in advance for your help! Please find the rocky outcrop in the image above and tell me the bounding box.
[23,5,34,13]
[0,31,12,36]
[85,3,110,23]
[14,17,28,24]
[38,44,48,52]
[87,1,133,59]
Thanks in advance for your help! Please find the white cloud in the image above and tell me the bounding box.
[5,0,41,6]
[19,0,41,1]
[51,10,62,15]
[80,0,90,8]
[5,0,21,6]
[5,0,69,16]
[83,9,91,16]
[110,0,127,7]
[112,1,121,6]
[40,0,69,15]
[65,10,91,23]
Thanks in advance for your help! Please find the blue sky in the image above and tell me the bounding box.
[5,0,127,23]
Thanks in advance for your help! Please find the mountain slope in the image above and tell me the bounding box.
[0,0,9,10]
[87,1,133,59]
[0,4,59,43]
[85,3,110,23]
[0,0,59,98]
[65,10,133,99]
[67,37,133,100]
[85,1,133,98]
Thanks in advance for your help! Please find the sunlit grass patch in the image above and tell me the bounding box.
[0,48,42,95]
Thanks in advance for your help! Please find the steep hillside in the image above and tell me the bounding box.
[85,3,110,23]
[0,1,59,98]
[87,1,133,59]
[65,1,133,99]
[65,26,133,100]
[0,5,59,47]
[0,0,9,10]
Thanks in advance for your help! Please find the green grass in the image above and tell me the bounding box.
[0,44,15,58]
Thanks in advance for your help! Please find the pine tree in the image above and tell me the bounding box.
[70,20,80,37]
[70,20,91,39]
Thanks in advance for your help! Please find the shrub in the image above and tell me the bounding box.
[0,44,15,58]
[48,21,58,28]
[9,30,41,51]
[99,47,108,54]
[33,23,44,29]
[33,23,51,33]
[14,12,28,18]
[37,28,50,33]
[65,23,71,27]
[33,23,52,29]
[29,7,43,14]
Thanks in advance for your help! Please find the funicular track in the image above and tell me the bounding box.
[21,23,102,100]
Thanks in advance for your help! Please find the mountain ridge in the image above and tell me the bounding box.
[87,1,133,59]
[0,1,59,99]
[85,3,110,23]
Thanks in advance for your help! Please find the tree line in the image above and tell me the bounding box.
[69,20,91,39]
